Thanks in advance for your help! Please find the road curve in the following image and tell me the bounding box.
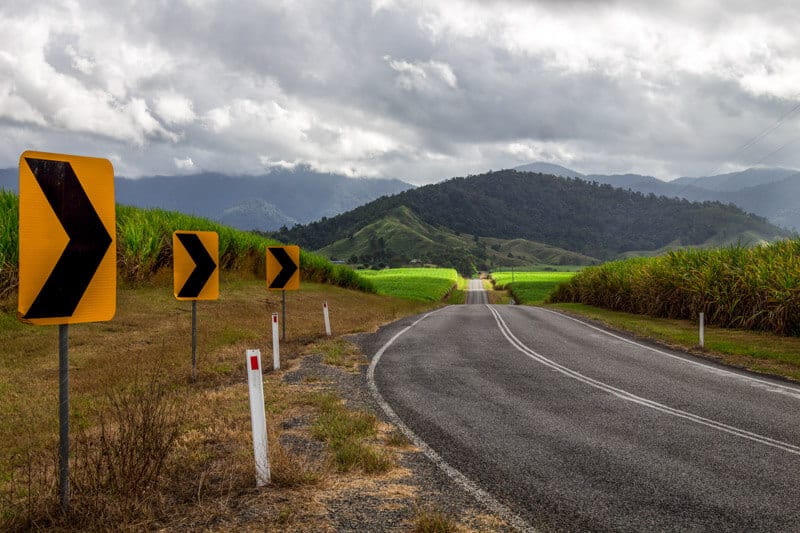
[366,301,800,531]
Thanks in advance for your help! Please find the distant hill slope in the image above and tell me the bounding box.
[520,163,800,230]
[319,205,598,271]
[275,169,789,261]
[0,166,413,232]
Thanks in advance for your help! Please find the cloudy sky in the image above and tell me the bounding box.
[2,0,800,183]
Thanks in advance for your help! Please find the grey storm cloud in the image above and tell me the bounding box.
[1,0,800,182]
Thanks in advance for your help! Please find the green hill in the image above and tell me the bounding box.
[319,205,598,272]
[275,169,791,265]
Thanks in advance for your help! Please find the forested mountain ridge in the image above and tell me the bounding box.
[523,162,800,231]
[274,169,790,260]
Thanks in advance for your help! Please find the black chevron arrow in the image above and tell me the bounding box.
[24,158,113,319]
[176,233,217,298]
[268,247,298,289]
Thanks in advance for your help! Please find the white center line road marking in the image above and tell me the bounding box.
[487,304,800,456]
[367,307,536,533]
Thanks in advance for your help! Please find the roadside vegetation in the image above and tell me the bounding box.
[491,270,578,305]
[0,190,374,297]
[356,267,461,301]
[548,303,800,381]
[0,278,438,530]
[549,240,800,336]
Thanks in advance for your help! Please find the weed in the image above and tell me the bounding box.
[68,380,184,525]
[312,407,377,443]
[268,441,321,487]
[330,437,392,473]
[306,391,393,474]
[313,338,365,371]
[413,506,458,532]
[385,428,411,447]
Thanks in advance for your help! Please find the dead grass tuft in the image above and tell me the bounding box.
[414,505,460,532]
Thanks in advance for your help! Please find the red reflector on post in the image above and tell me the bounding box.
[250,355,259,370]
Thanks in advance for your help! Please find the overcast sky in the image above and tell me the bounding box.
[2,0,800,183]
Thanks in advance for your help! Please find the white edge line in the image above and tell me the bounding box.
[487,305,800,456]
[536,307,800,396]
[367,308,536,533]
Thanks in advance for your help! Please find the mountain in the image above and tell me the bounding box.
[515,162,800,230]
[275,169,789,268]
[0,166,413,231]
[0,168,14,189]
[672,167,799,192]
[514,162,584,178]
[319,205,598,271]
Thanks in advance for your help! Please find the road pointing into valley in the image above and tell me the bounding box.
[365,283,800,531]
[466,279,488,304]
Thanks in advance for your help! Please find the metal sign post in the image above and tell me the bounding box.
[282,291,286,341]
[191,301,198,381]
[58,324,70,512]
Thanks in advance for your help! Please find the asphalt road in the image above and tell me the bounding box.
[366,291,800,531]
[466,279,488,304]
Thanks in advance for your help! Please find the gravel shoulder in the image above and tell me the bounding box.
[279,316,516,532]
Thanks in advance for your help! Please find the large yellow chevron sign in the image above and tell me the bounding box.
[17,151,116,325]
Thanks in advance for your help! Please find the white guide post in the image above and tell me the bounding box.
[323,301,332,337]
[699,312,705,348]
[246,349,270,486]
[271,312,280,370]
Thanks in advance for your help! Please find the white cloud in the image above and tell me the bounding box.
[154,92,196,126]
[174,156,196,170]
[385,55,459,92]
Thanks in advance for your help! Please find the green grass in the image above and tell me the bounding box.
[550,240,800,336]
[307,392,392,474]
[356,268,460,301]
[491,264,585,273]
[548,302,800,381]
[0,191,18,300]
[491,271,577,305]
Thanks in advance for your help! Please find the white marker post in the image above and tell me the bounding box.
[246,349,270,486]
[699,312,705,348]
[271,313,280,371]
[323,301,332,337]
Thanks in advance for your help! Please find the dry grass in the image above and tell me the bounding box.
[414,505,460,532]
[0,275,436,530]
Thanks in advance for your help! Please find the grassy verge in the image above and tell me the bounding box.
[547,302,800,382]
[0,278,435,530]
